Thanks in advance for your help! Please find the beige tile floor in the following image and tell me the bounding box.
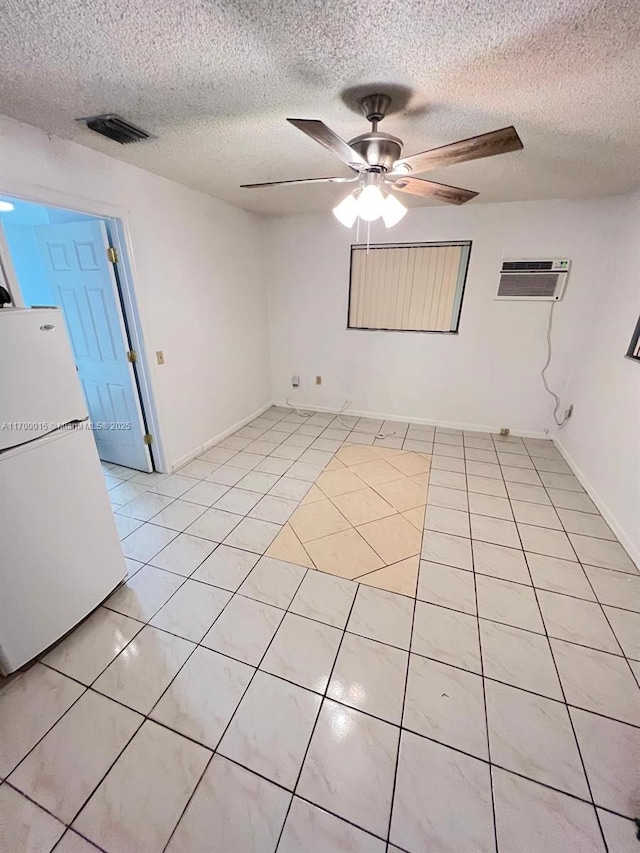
[268,443,430,595]
[1,406,639,853]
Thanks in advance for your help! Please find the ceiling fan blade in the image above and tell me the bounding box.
[241,176,358,189]
[287,118,369,170]
[388,176,478,205]
[394,126,523,174]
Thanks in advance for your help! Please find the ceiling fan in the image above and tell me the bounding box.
[241,94,523,227]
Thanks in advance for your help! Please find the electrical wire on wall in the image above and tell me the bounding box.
[541,301,571,429]
[285,397,401,439]
[285,398,354,429]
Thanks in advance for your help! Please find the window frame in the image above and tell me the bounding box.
[347,240,472,334]
[626,315,640,362]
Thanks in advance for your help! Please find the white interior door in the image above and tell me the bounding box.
[35,220,152,471]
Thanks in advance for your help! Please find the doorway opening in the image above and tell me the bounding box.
[0,195,159,473]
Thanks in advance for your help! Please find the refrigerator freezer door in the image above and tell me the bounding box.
[0,424,126,674]
[0,308,88,451]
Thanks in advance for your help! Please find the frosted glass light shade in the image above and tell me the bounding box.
[382,193,408,228]
[356,185,385,221]
[332,193,358,227]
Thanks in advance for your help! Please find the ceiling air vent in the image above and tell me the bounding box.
[77,114,154,145]
[495,259,570,301]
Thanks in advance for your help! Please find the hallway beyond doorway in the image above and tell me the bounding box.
[0,196,154,472]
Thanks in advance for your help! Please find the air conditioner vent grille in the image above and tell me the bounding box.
[497,273,561,298]
[78,114,153,145]
[502,260,554,271]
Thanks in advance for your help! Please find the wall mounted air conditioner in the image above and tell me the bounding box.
[495,259,570,301]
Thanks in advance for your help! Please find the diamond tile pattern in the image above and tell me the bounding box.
[267,443,429,591]
[5,408,637,852]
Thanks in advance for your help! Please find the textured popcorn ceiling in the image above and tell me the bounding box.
[1,0,639,215]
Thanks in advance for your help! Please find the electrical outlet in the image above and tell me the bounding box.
[156,351,165,365]
[500,427,510,436]
[292,375,300,387]
[315,375,322,385]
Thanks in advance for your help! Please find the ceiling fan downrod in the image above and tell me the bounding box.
[360,93,392,131]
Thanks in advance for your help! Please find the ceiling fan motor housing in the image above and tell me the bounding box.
[349,94,404,171]
[349,132,404,171]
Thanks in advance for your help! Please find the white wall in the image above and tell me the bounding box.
[0,116,271,469]
[265,197,622,436]
[557,192,640,563]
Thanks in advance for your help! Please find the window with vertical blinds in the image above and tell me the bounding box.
[348,242,471,333]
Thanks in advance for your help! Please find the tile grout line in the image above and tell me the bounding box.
[114,408,319,532]
[519,448,637,668]
[541,483,638,679]
[384,590,418,848]
[76,506,640,743]
[272,582,363,851]
[499,436,610,853]
[44,609,640,742]
[6,685,635,845]
[160,563,314,853]
[463,436,500,853]
[2,780,110,853]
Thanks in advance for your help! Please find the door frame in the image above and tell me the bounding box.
[0,184,167,473]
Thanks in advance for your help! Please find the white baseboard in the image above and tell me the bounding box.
[554,438,639,569]
[273,399,549,439]
[170,401,273,472]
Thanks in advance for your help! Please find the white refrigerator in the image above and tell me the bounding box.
[0,307,126,675]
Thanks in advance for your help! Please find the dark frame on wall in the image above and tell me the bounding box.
[626,315,640,361]
[346,240,472,334]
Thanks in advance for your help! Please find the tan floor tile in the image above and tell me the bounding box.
[350,459,406,487]
[388,452,431,476]
[403,506,426,531]
[331,488,396,527]
[289,500,351,543]
[305,528,384,579]
[316,468,366,498]
[324,458,346,471]
[336,444,378,466]
[358,557,419,597]
[300,484,325,505]
[266,524,315,569]
[357,514,422,563]
[411,472,431,489]
[374,477,427,512]
[367,445,405,460]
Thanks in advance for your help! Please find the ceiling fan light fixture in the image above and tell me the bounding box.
[332,192,359,227]
[357,184,385,221]
[382,193,408,228]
